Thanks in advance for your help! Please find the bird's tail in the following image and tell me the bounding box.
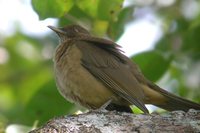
[147,82,200,112]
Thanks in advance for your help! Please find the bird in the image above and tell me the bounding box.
[48,24,200,114]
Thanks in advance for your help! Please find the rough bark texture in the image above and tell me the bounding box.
[29,109,200,133]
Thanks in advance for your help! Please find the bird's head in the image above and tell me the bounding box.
[48,25,90,42]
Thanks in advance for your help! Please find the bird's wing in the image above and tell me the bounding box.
[75,39,149,113]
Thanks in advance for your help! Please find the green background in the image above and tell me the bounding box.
[1,0,200,132]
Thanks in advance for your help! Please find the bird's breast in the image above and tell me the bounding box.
[54,43,115,109]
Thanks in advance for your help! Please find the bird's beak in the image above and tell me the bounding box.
[47,26,65,34]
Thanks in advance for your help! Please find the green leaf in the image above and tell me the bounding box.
[182,25,200,53]
[132,50,173,82]
[23,80,74,125]
[97,0,123,21]
[58,5,93,26]
[108,6,134,40]
[92,20,109,37]
[76,0,99,18]
[31,0,74,20]
[5,80,75,126]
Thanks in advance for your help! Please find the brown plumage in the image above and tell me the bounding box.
[48,25,200,113]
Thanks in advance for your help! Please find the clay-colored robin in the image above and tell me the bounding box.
[48,25,200,113]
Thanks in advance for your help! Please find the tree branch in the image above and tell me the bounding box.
[29,109,200,133]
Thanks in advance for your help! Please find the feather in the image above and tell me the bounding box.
[76,40,149,113]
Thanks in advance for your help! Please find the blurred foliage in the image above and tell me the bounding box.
[132,50,173,82]
[32,0,129,39]
[1,0,200,132]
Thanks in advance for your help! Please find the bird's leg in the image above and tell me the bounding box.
[92,99,133,113]
[99,99,113,110]
[90,99,113,113]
